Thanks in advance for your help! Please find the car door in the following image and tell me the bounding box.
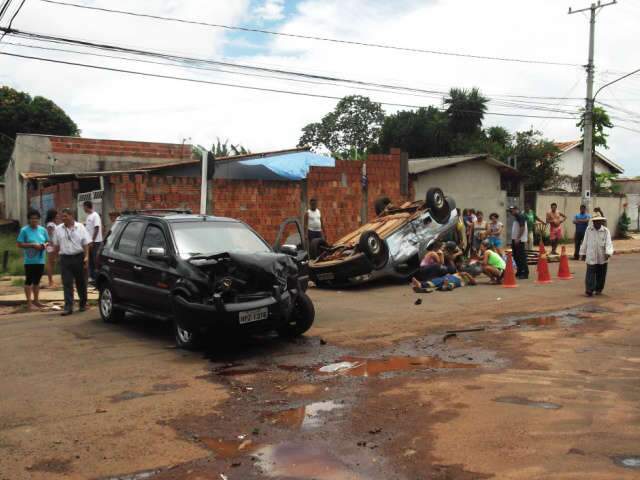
[109,220,146,303]
[273,218,309,290]
[135,223,174,313]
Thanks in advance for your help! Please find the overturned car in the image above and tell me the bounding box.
[309,188,458,286]
[96,211,313,349]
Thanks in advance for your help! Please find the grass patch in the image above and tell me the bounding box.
[0,232,24,276]
[11,278,23,287]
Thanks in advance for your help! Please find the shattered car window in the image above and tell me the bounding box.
[171,221,270,257]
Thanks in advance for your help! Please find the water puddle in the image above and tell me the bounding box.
[262,400,345,430]
[504,309,588,330]
[494,396,562,410]
[318,356,477,377]
[201,437,260,459]
[612,456,640,469]
[109,391,153,403]
[103,469,163,480]
[256,442,366,479]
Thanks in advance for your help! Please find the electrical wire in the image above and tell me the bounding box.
[38,0,582,68]
[0,51,579,120]
[0,0,24,41]
[0,0,13,23]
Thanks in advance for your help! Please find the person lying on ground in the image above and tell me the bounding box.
[479,239,506,284]
[411,271,476,292]
[415,241,447,281]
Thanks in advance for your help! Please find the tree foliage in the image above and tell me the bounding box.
[444,87,488,136]
[298,95,385,158]
[577,106,613,150]
[211,137,250,157]
[0,86,79,174]
[511,129,560,191]
[378,107,451,157]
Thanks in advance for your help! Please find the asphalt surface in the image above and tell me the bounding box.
[2,256,640,479]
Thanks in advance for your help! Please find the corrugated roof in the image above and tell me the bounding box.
[409,154,520,175]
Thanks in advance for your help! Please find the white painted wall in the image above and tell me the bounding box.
[412,160,509,242]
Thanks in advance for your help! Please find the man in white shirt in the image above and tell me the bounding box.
[508,205,529,280]
[83,200,103,283]
[304,198,325,245]
[53,208,90,316]
[579,214,614,297]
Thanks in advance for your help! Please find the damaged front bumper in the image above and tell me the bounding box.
[309,252,374,286]
[172,287,296,333]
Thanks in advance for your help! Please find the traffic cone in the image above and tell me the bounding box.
[557,246,573,280]
[538,241,546,256]
[536,242,552,285]
[502,252,517,288]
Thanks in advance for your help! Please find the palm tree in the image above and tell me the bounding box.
[444,87,489,135]
[212,137,250,157]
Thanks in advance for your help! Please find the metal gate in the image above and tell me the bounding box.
[77,190,103,223]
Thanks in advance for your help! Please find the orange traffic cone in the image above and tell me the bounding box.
[538,241,546,256]
[557,246,573,280]
[502,252,517,288]
[536,242,552,285]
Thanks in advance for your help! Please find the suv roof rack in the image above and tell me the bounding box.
[120,209,193,216]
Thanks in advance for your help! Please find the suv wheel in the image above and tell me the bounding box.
[278,292,315,338]
[426,187,451,224]
[99,283,124,323]
[358,231,388,270]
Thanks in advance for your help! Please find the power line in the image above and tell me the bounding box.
[0,51,578,120]
[2,28,586,110]
[38,0,583,68]
[0,39,582,115]
[0,0,13,23]
[0,0,23,41]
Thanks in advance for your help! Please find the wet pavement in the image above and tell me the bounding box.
[1,255,640,479]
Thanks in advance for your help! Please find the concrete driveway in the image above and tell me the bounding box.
[1,256,640,479]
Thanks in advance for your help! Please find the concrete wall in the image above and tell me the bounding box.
[534,192,626,238]
[412,160,509,242]
[558,147,616,177]
[4,135,194,223]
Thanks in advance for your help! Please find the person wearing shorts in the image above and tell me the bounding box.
[411,271,476,292]
[480,240,506,284]
[546,203,567,255]
[17,209,49,311]
[487,213,504,252]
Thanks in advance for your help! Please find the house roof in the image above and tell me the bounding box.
[554,140,624,174]
[409,153,521,176]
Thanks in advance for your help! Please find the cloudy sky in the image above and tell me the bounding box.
[1,0,639,174]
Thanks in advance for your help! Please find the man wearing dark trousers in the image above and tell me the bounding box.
[573,204,590,260]
[83,200,103,284]
[509,206,529,279]
[52,208,90,316]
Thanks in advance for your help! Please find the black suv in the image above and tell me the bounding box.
[96,211,314,349]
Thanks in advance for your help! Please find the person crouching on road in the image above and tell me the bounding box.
[52,208,90,316]
[479,240,506,284]
[415,241,447,281]
[16,209,49,311]
[579,214,614,297]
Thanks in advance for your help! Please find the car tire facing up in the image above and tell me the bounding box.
[277,292,315,338]
[425,187,451,224]
[98,283,125,323]
[358,230,388,270]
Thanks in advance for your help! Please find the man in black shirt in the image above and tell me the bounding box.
[508,206,529,279]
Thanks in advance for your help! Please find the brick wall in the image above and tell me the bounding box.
[105,149,408,245]
[27,181,76,213]
[50,137,193,159]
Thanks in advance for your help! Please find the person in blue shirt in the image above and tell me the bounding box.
[573,204,591,260]
[16,209,49,310]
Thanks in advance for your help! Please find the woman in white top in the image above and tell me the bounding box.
[472,211,488,255]
[44,208,59,288]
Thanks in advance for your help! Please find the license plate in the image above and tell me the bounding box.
[239,307,269,325]
[317,272,335,281]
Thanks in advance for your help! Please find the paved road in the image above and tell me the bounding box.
[1,256,640,479]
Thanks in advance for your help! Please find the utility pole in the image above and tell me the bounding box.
[569,0,616,207]
[198,145,209,215]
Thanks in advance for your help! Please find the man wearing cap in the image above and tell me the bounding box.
[579,214,614,297]
[508,205,529,279]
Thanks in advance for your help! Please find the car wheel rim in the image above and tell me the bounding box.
[176,325,193,344]
[100,288,112,317]
[367,237,380,254]
[434,192,444,208]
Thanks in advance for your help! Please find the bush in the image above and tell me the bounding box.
[0,232,24,276]
[618,212,631,239]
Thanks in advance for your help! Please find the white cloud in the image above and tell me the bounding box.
[254,0,285,21]
[1,0,639,175]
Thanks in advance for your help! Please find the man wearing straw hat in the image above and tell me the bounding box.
[579,213,614,297]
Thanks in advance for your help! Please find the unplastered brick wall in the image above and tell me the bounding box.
[367,149,412,218]
[213,179,302,244]
[27,180,76,212]
[50,137,192,159]
[110,174,201,214]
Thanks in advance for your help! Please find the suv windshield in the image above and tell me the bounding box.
[171,221,270,257]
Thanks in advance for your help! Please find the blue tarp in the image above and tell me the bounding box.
[239,151,335,180]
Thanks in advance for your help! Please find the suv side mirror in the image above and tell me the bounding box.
[147,247,168,261]
[279,244,298,256]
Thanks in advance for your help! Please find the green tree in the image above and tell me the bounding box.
[210,137,250,157]
[512,129,560,191]
[377,107,452,157]
[577,106,613,150]
[0,86,79,174]
[298,95,384,158]
[444,87,488,136]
